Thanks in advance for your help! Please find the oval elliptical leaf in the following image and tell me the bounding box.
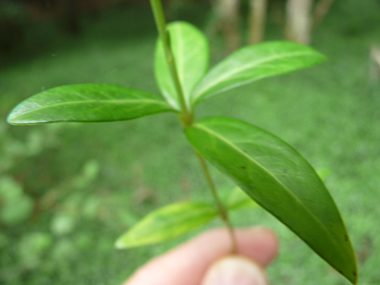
[185,116,357,284]
[155,21,209,110]
[115,201,218,249]
[191,41,325,105]
[7,84,174,125]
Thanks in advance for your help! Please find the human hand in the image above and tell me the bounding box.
[123,226,279,285]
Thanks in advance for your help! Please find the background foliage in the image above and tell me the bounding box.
[1,1,380,284]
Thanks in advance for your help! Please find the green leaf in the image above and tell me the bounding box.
[115,201,218,249]
[224,187,257,211]
[185,116,357,284]
[155,21,209,110]
[191,41,325,105]
[7,84,174,125]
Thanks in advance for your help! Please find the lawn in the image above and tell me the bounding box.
[1,1,379,284]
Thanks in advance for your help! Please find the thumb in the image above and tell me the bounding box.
[201,256,268,285]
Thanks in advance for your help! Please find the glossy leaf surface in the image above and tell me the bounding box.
[155,21,209,110]
[185,116,357,284]
[115,202,217,249]
[224,187,257,211]
[7,84,174,125]
[191,41,325,105]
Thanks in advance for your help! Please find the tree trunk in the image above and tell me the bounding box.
[285,0,313,44]
[248,0,267,44]
[313,0,335,27]
[370,45,380,82]
[215,0,240,52]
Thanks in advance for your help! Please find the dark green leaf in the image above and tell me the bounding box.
[155,21,209,110]
[7,84,174,125]
[115,201,218,249]
[185,116,357,284]
[191,41,325,105]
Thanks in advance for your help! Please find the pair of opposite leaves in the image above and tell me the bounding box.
[7,22,357,284]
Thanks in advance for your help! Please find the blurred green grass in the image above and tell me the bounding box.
[1,2,380,284]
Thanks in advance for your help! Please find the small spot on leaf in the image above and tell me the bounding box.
[344,235,349,242]
[352,271,357,277]
[241,166,246,169]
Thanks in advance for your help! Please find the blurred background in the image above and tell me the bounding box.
[1,0,379,284]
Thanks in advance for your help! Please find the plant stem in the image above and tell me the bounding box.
[149,0,193,126]
[194,150,237,254]
[150,0,237,254]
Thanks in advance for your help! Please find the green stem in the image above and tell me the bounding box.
[149,0,193,126]
[150,0,236,254]
[194,150,237,254]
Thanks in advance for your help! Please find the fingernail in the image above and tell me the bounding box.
[202,257,268,285]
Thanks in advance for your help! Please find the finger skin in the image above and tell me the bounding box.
[124,227,278,285]
[201,256,268,285]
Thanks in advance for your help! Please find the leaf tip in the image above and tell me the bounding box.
[351,269,359,285]
[114,238,127,250]
[6,110,18,125]
[312,49,327,63]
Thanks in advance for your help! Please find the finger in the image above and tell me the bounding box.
[124,226,278,285]
[201,256,268,285]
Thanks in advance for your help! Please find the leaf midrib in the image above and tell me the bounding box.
[10,98,171,118]
[192,51,320,101]
[192,122,340,250]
